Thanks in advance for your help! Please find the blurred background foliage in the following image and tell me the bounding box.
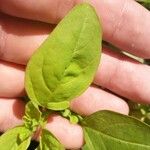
[136,0,150,9]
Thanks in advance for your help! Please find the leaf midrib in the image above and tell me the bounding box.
[42,12,89,94]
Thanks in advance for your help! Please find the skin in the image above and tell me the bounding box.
[0,0,150,149]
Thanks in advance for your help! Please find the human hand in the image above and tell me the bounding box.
[0,0,150,149]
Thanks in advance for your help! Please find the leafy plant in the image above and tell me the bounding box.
[0,2,150,150]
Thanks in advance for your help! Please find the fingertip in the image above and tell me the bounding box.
[70,86,129,116]
[113,97,129,115]
[46,114,84,149]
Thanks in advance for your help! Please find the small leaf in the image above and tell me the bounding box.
[23,102,43,131]
[0,126,32,150]
[61,109,71,117]
[37,129,64,150]
[81,110,150,150]
[25,101,41,119]
[60,109,82,124]
[25,3,102,110]
[69,115,79,124]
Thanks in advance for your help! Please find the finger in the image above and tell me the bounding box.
[70,86,129,116]
[0,58,129,117]
[0,59,129,116]
[1,1,150,65]
[0,58,129,116]
[1,46,150,105]
[0,60,25,97]
[94,47,150,104]
[0,13,53,64]
[0,98,83,149]
[46,115,83,149]
[1,0,150,58]
[0,0,80,24]
[92,0,150,58]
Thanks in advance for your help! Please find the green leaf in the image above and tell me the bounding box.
[23,102,49,131]
[23,102,42,131]
[81,110,150,150]
[37,129,64,150]
[24,101,41,121]
[25,3,102,110]
[60,108,82,124]
[0,126,32,150]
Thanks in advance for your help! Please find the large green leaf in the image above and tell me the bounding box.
[0,126,32,150]
[25,3,102,110]
[37,129,64,150]
[81,110,150,150]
